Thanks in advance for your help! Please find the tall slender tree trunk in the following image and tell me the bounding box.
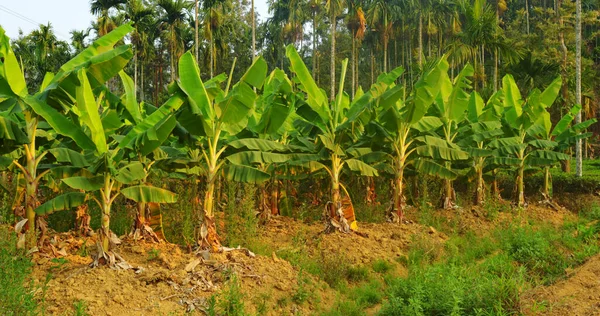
[210,33,214,78]
[525,0,530,34]
[330,14,336,101]
[140,60,145,101]
[195,0,199,62]
[575,0,583,177]
[371,48,374,85]
[383,33,388,73]
[251,0,255,62]
[351,33,356,97]
[134,53,138,98]
[312,10,318,80]
[418,14,423,67]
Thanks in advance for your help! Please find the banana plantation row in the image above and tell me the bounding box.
[0,25,594,264]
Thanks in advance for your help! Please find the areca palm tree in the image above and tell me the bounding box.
[123,0,153,96]
[368,0,395,73]
[158,0,191,81]
[70,29,91,54]
[203,0,228,77]
[90,0,127,36]
[347,0,366,96]
[325,0,345,101]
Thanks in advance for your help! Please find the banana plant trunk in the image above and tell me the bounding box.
[270,170,279,216]
[327,155,353,232]
[23,113,39,248]
[100,174,113,253]
[201,167,221,252]
[516,163,525,207]
[492,169,501,199]
[475,158,485,205]
[442,161,455,209]
[543,166,552,199]
[393,168,405,223]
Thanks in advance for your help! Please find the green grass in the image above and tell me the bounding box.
[0,228,40,316]
[381,215,600,315]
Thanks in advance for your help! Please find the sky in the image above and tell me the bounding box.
[0,1,271,42]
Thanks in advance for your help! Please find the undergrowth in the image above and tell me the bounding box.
[381,214,600,315]
[0,228,40,315]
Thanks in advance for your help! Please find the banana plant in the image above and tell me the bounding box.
[455,91,504,205]
[175,51,270,252]
[490,75,563,207]
[533,103,597,198]
[116,70,178,242]
[371,58,448,222]
[418,64,473,209]
[35,68,179,266]
[242,68,299,220]
[286,45,403,232]
[0,25,133,248]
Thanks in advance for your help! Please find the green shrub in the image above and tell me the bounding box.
[498,226,568,282]
[319,299,365,316]
[292,269,311,304]
[218,274,246,316]
[346,265,370,283]
[73,300,90,316]
[372,259,393,274]
[351,280,383,307]
[381,255,524,315]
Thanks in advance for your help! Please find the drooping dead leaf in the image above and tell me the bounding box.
[15,218,28,234]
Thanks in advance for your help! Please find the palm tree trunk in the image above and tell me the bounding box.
[418,14,423,66]
[141,60,145,101]
[251,0,255,61]
[312,10,317,80]
[195,0,199,62]
[576,0,583,177]
[134,52,138,98]
[330,14,336,101]
[384,33,388,73]
[210,33,214,78]
[525,0,530,34]
[351,34,355,97]
[371,48,374,85]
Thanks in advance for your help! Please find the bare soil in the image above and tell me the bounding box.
[522,254,600,315]
[30,198,596,315]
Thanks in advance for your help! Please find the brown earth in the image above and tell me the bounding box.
[34,234,338,315]
[522,254,600,315]
[30,197,595,315]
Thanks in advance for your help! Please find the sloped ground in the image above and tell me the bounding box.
[522,254,600,315]
[29,197,595,315]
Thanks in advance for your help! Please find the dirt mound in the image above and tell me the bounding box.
[34,234,336,315]
[522,254,600,315]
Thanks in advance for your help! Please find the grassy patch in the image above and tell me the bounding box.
[0,228,40,315]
